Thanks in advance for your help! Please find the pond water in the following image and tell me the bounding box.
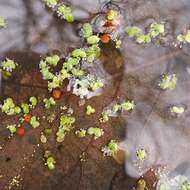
[1,0,190,190]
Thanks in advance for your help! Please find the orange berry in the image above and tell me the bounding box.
[52,88,62,99]
[24,114,32,123]
[100,34,111,44]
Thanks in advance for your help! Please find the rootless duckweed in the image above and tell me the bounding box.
[29,96,38,108]
[75,129,86,138]
[46,54,60,66]
[137,179,147,190]
[87,127,104,139]
[177,30,190,43]
[106,9,118,21]
[81,23,93,38]
[43,0,58,7]
[178,176,190,190]
[56,4,74,23]
[159,73,177,90]
[86,105,96,115]
[125,22,165,44]
[30,116,40,128]
[44,151,56,170]
[136,148,147,161]
[149,22,165,38]
[7,124,17,134]
[0,58,18,79]
[56,114,76,142]
[102,140,118,156]
[21,103,30,114]
[43,97,56,109]
[0,98,21,115]
[170,106,185,115]
[0,16,6,28]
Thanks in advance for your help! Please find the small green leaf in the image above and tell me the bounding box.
[87,35,100,45]
[46,55,60,66]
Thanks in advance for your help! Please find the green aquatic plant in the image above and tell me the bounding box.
[87,35,100,45]
[87,127,104,139]
[0,16,6,28]
[46,54,60,66]
[170,106,184,114]
[102,140,118,156]
[56,114,76,142]
[106,9,118,21]
[115,39,122,49]
[43,97,56,109]
[136,148,146,161]
[121,100,135,111]
[99,111,109,123]
[43,0,58,7]
[21,103,30,114]
[0,58,18,79]
[0,98,21,115]
[179,176,190,190]
[75,129,86,138]
[90,79,104,91]
[177,30,190,43]
[71,48,86,58]
[29,96,38,108]
[137,179,147,190]
[46,156,56,170]
[86,45,101,63]
[112,100,135,113]
[125,26,142,38]
[7,124,17,134]
[57,4,74,23]
[86,105,96,115]
[82,23,93,38]
[158,73,177,90]
[149,22,165,38]
[136,34,151,44]
[30,116,40,128]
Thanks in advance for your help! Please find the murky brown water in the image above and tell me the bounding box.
[1,0,190,190]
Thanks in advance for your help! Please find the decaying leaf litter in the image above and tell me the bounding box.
[1,0,190,190]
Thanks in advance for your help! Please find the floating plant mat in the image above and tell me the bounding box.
[1,0,190,190]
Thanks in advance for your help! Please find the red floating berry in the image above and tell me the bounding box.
[16,127,25,136]
[24,114,32,123]
[100,34,111,44]
[52,88,62,99]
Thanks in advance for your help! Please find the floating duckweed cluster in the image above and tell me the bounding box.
[0,98,21,115]
[87,127,104,139]
[137,179,147,190]
[75,129,86,138]
[177,30,190,44]
[125,22,165,44]
[44,151,56,170]
[170,105,185,115]
[0,58,18,79]
[30,116,40,128]
[43,0,74,22]
[56,114,76,142]
[7,124,17,134]
[158,73,177,90]
[0,16,6,28]
[136,148,147,161]
[43,97,56,109]
[102,140,118,156]
[86,105,96,115]
[43,0,58,7]
[112,100,135,113]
